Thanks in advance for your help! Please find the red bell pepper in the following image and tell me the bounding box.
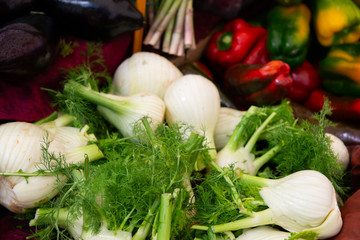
[223,60,292,108]
[286,61,321,103]
[206,18,270,75]
[305,89,360,122]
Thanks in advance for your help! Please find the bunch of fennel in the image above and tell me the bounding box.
[192,168,342,239]
[214,100,345,196]
[0,113,103,213]
[29,118,211,240]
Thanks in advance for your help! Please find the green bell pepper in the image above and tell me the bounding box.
[319,42,360,97]
[313,0,360,46]
[266,4,311,68]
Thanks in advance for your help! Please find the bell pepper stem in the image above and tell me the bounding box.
[217,32,233,51]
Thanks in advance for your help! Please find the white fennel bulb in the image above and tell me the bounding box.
[326,133,349,171]
[214,107,245,150]
[112,51,183,99]
[0,117,103,213]
[164,74,221,169]
[259,170,342,238]
[193,170,342,239]
[236,226,291,240]
[97,92,166,139]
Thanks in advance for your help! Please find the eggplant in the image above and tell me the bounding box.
[0,13,59,76]
[0,0,35,25]
[33,0,144,40]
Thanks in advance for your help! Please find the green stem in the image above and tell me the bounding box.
[225,106,258,152]
[191,208,274,233]
[207,226,217,240]
[29,208,70,227]
[0,170,53,177]
[156,193,173,240]
[244,112,277,153]
[151,211,160,239]
[141,117,156,144]
[185,132,205,153]
[253,144,282,173]
[133,198,161,240]
[53,114,75,127]
[235,171,274,187]
[66,144,104,164]
[66,81,129,115]
[34,111,59,125]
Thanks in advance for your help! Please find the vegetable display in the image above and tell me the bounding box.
[2,0,360,239]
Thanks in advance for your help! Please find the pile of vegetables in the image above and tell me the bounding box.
[0,49,352,239]
[2,0,360,239]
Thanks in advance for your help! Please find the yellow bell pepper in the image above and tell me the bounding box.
[313,0,360,46]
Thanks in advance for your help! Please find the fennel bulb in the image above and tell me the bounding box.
[112,51,183,99]
[326,133,349,171]
[236,226,291,240]
[192,170,343,239]
[214,107,245,150]
[164,74,221,169]
[0,116,103,213]
[64,80,166,139]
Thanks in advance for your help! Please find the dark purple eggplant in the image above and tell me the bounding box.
[33,0,144,40]
[0,0,35,25]
[0,13,59,76]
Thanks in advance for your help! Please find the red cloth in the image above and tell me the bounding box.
[331,189,360,240]
[0,32,133,122]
